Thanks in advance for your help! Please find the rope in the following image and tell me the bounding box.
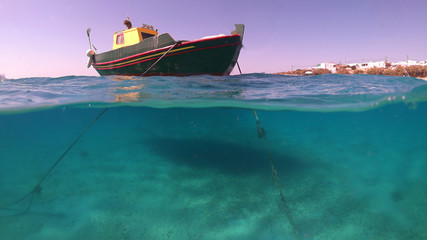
[0,108,108,217]
[252,110,302,240]
[141,42,179,77]
[237,61,242,75]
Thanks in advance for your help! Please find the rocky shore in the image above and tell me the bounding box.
[276,65,427,80]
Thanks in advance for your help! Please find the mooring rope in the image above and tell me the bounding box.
[236,61,243,75]
[141,42,180,77]
[252,110,302,240]
[0,108,108,217]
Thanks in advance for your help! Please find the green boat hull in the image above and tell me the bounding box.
[92,24,244,76]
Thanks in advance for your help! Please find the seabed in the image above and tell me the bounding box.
[1,105,426,240]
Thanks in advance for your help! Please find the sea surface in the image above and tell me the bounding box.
[1,74,427,240]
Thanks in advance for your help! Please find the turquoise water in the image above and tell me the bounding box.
[1,74,427,239]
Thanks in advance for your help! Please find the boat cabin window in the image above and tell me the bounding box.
[141,32,155,39]
[116,33,124,45]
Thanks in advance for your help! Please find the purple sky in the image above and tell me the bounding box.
[1,0,426,78]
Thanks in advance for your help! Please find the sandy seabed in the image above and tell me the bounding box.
[1,106,426,240]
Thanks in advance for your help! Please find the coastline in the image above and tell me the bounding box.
[277,73,427,81]
[276,65,427,80]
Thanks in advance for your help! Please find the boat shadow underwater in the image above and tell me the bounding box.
[144,137,316,177]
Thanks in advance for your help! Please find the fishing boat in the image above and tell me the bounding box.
[86,19,244,76]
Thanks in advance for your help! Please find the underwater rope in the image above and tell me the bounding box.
[141,42,180,77]
[0,108,108,217]
[253,110,302,240]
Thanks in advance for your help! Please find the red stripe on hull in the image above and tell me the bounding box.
[102,72,228,77]
[93,34,240,66]
[94,42,241,71]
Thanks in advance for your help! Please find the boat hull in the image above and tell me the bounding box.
[92,28,244,76]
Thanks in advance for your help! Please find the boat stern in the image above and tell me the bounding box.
[224,24,245,74]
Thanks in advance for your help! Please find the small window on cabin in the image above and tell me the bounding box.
[116,34,124,45]
[141,33,155,39]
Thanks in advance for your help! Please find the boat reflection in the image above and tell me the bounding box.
[108,76,151,103]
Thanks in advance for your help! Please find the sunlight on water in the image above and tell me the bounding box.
[1,74,427,112]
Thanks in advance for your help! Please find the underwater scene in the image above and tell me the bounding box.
[1,74,427,240]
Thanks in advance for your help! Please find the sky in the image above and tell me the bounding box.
[0,0,426,78]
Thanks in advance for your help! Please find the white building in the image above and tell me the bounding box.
[312,62,336,73]
[348,61,386,69]
[391,60,419,67]
[408,60,418,66]
[312,59,427,71]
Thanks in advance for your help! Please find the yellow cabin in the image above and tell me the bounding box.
[112,24,158,50]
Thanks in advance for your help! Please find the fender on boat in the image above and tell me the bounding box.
[86,49,95,68]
